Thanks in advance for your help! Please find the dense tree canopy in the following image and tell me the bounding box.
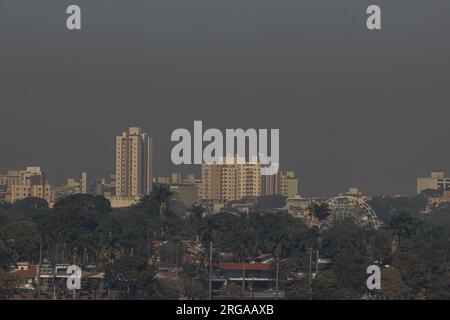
[0,191,449,300]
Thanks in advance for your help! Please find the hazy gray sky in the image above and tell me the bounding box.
[1,0,450,196]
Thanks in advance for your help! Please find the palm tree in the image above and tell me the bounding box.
[191,204,206,220]
[189,205,206,236]
[308,202,331,227]
[388,212,424,253]
[198,216,220,300]
[232,230,254,292]
[151,184,173,217]
[35,222,57,297]
[308,202,331,267]
[0,229,14,272]
[151,184,173,238]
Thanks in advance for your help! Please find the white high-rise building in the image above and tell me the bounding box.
[115,127,153,198]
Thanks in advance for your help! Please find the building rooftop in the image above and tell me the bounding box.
[215,263,272,271]
[11,265,37,278]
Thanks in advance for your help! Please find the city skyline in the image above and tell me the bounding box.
[0,126,448,198]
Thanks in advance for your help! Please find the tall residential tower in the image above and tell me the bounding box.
[115,127,153,198]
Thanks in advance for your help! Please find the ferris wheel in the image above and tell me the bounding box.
[319,196,380,230]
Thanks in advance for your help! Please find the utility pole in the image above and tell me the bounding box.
[242,256,246,293]
[55,244,59,264]
[37,235,43,298]
[209,241,213,300]
[52,266,56,300]
[147,228,150,262]
[315,249,319,275]
[308,248,313,299]
[275,253,280,300]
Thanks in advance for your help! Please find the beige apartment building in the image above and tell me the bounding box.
[4,167,55,205]
[201,164,222,201]
[261,170,299,198]
[236,163,262,199]
[115,127,153,198]
[2,167,45,186]
[200,157,301,202]
[7,184,54,204]
[0,170,21,186]
[200,157,262,202]
[280,171,299,198]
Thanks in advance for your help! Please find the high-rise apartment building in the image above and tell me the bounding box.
[261,170,299,198]
[80,172,88,194]
[200,157,261,202]
[201,164,222,201]
[261,171,281,196]
[237,163,262,199]
[115,127,153,198]
[280,171,299,198]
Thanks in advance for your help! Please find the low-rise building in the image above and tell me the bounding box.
[284,196,313,218]
[57,172,89,198]
[170,183,199,208]
[4,167,55,206]
[417,171,450,194]
[426,190,450,212]
[10,262,37,290]
[6,183,54,205]
[107,196,140,208]
[213,262,275,293]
